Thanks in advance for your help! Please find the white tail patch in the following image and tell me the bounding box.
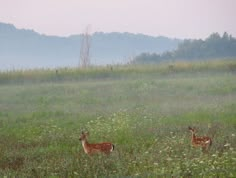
[110,144,115,152]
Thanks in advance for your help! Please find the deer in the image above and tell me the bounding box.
[79,131,115,155]
[188,126,212,152]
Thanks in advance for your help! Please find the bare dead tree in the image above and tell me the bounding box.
[80,25,92,68]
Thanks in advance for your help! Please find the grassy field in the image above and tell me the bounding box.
[0,60,236,177]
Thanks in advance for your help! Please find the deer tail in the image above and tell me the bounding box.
[111,144,115,152]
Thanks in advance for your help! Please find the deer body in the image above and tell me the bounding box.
[188,127,212,152]
[79,132,114,155]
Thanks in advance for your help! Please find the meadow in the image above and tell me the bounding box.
[0,60,236,177]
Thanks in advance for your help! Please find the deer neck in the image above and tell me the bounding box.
[81,139,89,154]
[191,132,196,142]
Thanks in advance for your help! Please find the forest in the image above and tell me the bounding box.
[132,32,236,64]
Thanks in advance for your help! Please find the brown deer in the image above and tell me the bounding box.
[188,126,212,152]
[79,131,115,155]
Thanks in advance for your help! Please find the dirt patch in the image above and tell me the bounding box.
[0,156,25,170]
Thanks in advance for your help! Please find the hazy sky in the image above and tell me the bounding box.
[0,0,235,39]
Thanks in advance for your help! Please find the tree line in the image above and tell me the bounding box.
[132,32,236,64]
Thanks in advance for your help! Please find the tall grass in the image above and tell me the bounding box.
[0,59,236,84]
[0,59,235,177]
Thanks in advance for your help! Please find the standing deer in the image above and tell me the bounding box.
[188,126,212,152]
[79,131,115,155]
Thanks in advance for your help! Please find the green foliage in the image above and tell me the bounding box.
[133,32,236,64]
[0,61,236,177]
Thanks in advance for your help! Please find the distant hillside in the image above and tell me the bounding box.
[132,32,236,64]
[0,22,180,70]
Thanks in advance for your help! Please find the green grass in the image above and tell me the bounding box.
[0,60,236,177]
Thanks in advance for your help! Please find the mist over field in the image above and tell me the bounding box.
[0,0,236,176]
[0,22,180,71]
[0,61,236,177]
[0,23,236,177]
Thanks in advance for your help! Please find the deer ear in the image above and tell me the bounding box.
[188,126,191,130]
[85,131,89,136]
